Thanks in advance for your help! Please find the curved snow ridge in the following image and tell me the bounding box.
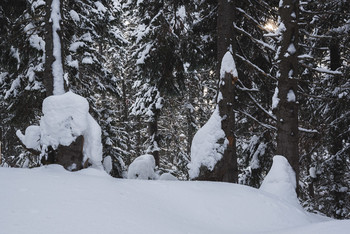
[0,166,338,234]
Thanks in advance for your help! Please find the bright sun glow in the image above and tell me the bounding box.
[264,20,278,32]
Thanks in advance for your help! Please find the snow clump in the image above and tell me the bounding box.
[159,173,178,181]
[127,154,156,180]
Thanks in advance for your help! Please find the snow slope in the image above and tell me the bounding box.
[1,166,349,234]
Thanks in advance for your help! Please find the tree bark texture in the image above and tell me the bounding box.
[217,0,238,182]
[276,0,300,190]
[149,109,160,167]
[44,0,66,96]
[197,0,237,182]
[44,0,54,96]
[41,136,85,171]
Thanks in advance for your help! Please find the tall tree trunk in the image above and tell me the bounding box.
[275,0,300,193]
[44,0,66,96]
[44,0,54,96]
[196,0,237,182]
[148,109,160,167]
[217,0,237,182]
[329,37,346,219]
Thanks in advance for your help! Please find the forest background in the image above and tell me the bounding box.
[0,0,349,220]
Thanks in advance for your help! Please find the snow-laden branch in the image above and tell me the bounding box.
[300,63,343,75]
[236,110,276,130]
[233,23,275,52]
[236,54,277,81]
[236,7,269,33]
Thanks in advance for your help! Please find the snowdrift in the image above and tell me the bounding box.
[1,166,349,234]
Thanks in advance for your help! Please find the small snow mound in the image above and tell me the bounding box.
[159,173,178,181]
[103,156,113,174]
[260,155,298,204]
[127,154,156,180]
[188,106,226,179]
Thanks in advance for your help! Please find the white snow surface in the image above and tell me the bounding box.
[260,155,298,205]
[287,89,296,102]
[220,51,238,79]
[272,87,280,109]
[17,91,102,167]
[188,106,227,179]
[1,165,348,234]
[69,10,80,22]
[127,154,156,180]
[309,167,317,179]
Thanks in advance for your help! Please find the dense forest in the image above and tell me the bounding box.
[0,0,349,220]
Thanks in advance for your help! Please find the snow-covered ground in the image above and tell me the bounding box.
[1,166,349,234]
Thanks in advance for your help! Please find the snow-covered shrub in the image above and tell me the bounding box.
[127,154,156,180]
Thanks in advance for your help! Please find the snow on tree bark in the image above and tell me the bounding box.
[190,0,237,182]
[44,0,66,96]
[275,0,299,192]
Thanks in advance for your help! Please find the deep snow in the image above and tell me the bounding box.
[1,166,349,234]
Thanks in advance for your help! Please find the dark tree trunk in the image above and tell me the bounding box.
[330,38,341,72]
[44,0,54,96]
[275,0,299,193]
[186,87,195,156]
[217,0,237,183]
[44,0,66,96]
[329,37,346,219]
[42,136,85,171]
[186,109,194,156]
[149,109,160,167]
[196,0,237,182]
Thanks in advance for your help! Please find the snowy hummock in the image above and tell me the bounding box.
[127,154,156,180]
[188,106,227,179]
[260,155,298,205]
[2,166,348,234]
[51,0,65,95]
[103,155,113,174]
[16,91,102,168]
[159,173,178,181]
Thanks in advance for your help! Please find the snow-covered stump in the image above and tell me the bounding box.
[17,92,102,171]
